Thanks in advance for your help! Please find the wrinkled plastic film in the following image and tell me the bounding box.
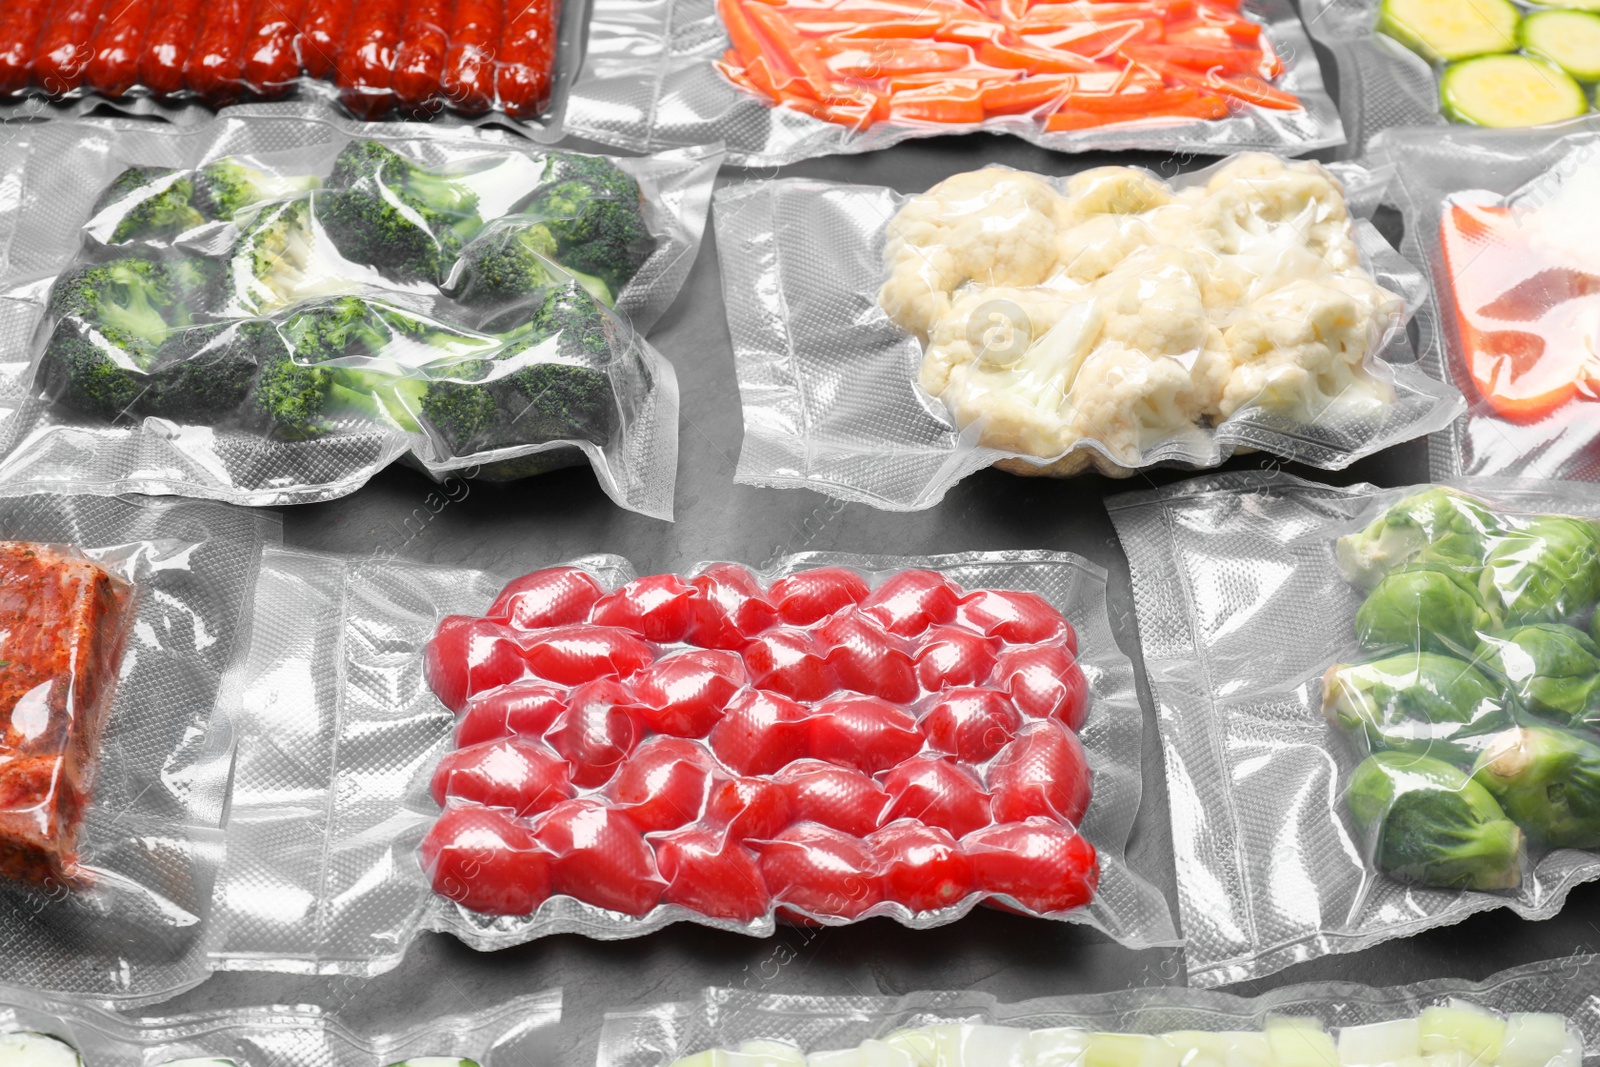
[0,984,560,1066]
[564,0,1343,165]
[1300,0,1444,155]
[0,494,277,1007]
[1109,472,1600,988]
[213,548,1175,977]
[719,156,1461,512]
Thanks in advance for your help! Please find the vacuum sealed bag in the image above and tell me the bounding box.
[0,984,559,1065]
[561,0,1343,165]
[720,154,1460,511]
[600,959,1599,1067]
[1110,472,1600,987]
[0,493,277,1007]
[212,547,1175,978]
[1369,123,1600,482]
[0,114,714,518]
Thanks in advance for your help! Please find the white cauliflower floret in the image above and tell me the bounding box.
[1054,212,1154,285]
[920,287,1076,397]
[879,168,1064,340]
[1063,344,1209,465]
[1062,167,1172,220]
[1190,154,1360,272]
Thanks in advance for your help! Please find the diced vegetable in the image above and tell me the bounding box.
[1337,1019,1422,1067]
[1265,1018,1338,1067]
[1420,1004,1507,1064]
[0,1033,82,1067]
[1521,10,1600,79]
[1378,0,1518,61]
[1498,1015,1573,1067]
[1439,55,1588,126]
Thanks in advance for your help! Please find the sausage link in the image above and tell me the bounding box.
[32,0,109,93]
[442,0,503,113]
[137,0,203,97]
[183,0,252,105]
[84,0,154,96]
[334,0,404,118]
[0,0,51,94]
[496,0,557,118]
[297,0,351,78]
[242,0,305,95]
[392,0,452,113]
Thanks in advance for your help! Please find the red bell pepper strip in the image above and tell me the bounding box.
[0,0,50,94]
[241,0,307,96]
[136,0,201,95]
[442,0,504,112]
[32,0,108,93]
[84,0,154,96]
[183,0,251,105]
[335,0,405,118]
[298,0,352,78]
[497,0,560,118]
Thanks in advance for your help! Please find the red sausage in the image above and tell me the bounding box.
[392,0,452,113]
[442,0,502,113]
[0,0,51,94]
[242,0,305,95]
[137,0,203,97]
[496,0,557,118]
[297,0,351,78]
[84,0,154,96]
[32,0,108,93]
[184,0,251,104]
[335,0,404,118]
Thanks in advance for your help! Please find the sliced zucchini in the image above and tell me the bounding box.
[1522,9,1600,78]
[1441,54,1590,124]
[158,1060,239,1067]
[1527,0,1600,12]
[1379,0,1519,62]
[0,1032,81,1067]
[383,1059,482,1067]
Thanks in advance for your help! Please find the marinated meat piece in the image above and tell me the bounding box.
[0,543,131,887]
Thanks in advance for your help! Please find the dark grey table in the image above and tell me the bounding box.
[158,133,1600,1064]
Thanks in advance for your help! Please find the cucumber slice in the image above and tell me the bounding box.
[0,1032,81,1067]
[1522,9,1600,78]
[1379,0,1519,61]
[1440,54,1590,124]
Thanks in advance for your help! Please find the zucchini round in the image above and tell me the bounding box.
[1522,9,1600,78]
[1526,0,1600,11]
[1441,54,1589,124]
[1380,0,1520,62]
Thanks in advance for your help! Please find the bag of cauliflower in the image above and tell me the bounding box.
[717,153,1464,510]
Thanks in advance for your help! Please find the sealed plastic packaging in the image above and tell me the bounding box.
[212,548,1174,978]
[1110,472,1600,988]
[561,0,1343,165]
[0,493,276,1007]
[0,984,559,1065]
[600,959,1600,1067]
[719,154,1461,511]
[0,115,712,518]
[1369,124,1600,482]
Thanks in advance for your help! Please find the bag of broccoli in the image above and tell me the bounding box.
[0,114,720,518]
[1109,472,1600,988]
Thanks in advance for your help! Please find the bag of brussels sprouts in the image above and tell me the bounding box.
[1109,472,1600,988]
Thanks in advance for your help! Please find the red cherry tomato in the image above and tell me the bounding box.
[914,625,999,690]
[858,570,962,637]
[992,645,1089,728]
[708,688,811,775]
[425,615,527,712]
[590,573,697,643]
[686,563,779,649]
[956,589,1074,651]
[421,805,553,916]
[653,826,771,922]
[533,799,664,916]
[488,566,603,630]
[867,820,974,914]
[757,823,882,920]
[430,737,573,817]
[776,760,888,837]
[962,819,1097,914]
[604,737,717,832]
[631,650,745,738]
[987,720,1091,826]
[523,625,654,686]
[818,613,918,703]
[454,682,567,748]
[881,755,991,838]
[704,775,792,840]
[807,696,923,774]
[544,678,639,788]
[742,627,836,702]
[768,567,869,626]
[920,687,1021,763]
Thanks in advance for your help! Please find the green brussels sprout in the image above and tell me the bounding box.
[1476,624,1600,727]
[1479,516,1600,627]
[1355,564,1491,655]
[1336,488,1501,590]
[1591,610,1600,647]
[1321,652,1512,766]
[1472,726,1600,849]
[1345,751,1523,891]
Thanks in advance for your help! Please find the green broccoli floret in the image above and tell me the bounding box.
[190,158,321,221]
[502,361,616,445]
[522,152,656,299]
[46,258,190,359]
[141,320,282,423]
[514,282,615,363]
[319,140,484,285]
[220,198,318,314]
[450,220,615,309]
[37,324,150,421]
[420,378,503,454]
[105,174,205,244]
[250,351,334,440]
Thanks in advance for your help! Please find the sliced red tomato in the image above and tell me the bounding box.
[590,573,698,643]
[708,688,812,775]
[534,799,665,916]
[705,774,794,840]
[522,625,655,686]
[631,650,746,738]
[858,570,963,636]
[808,695,924,773]
[454,682,567,748]
[757,823,883,920]
[742,627,837,701]
[914,625,1000,689]
[654,827,772,922]
[430,737,573,817]
[769,567,870,625]
[686,563,780,649]
[422,805,553,916]
[605,737,717,832]
[987,720,1092,825]
[920,687,1022,762]
[993,644,1089,727]
[867,820,974,913]
[880,755,991,838]
[425,615,528,712]
[487,566,603,630]
[777,759,890,837]
[544,679,640,788]
[818,612,918,702]
[962,819,1097,913]
[956,589,1073,648]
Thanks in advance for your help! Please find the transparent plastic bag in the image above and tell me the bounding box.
[1109,471,1600,988]
[562,0,1343,165]
[0,493,278,1007]
[0,114,715,518]
[0,983,559,1065]
[1368,123,1600,483]
[211,547,1175,979]
[599,959,1598,1067]
[720,154,1461,511]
